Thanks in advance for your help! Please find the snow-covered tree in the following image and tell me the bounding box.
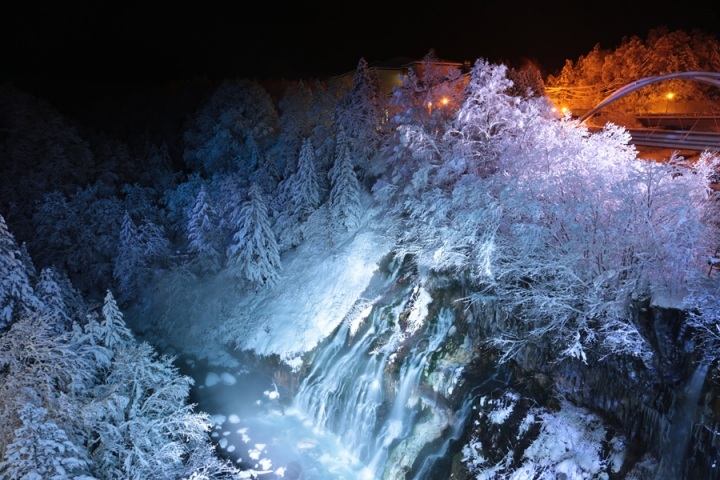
[137,219,170,268]
[0,214,38,331]
[274,137,322,249]
[186,185,223,271]
[98,290,133,351]
[36,267,72,333]
[84,340,216,480]
[227,184,281,288]
[290,138,321,220]
[183,79,279,176]
[446,58,523,178]
[274,80,312,178]
[0,403,91,480]
[328,129,363,230]
[161,172,204,237]
[0,314,93,453]
[114,212,143,300]
[390,49,465,136]
[335,57,385,179]
[32,186,124,295]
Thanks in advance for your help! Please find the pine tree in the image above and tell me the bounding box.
[36,267,72,332]
[290,137,321,220]
[328,129,363,230]
[113,212,143,300]
[227,184,281,288]
[335,57,385,177]
[99,290,133,350]
[0,403,91,480]
[0,214,38,330]
[186,185,222,271]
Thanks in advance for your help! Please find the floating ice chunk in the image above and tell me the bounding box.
[205,372,220,387]
[236,427,248,434]
[220,372,236,385]
[219,438,228,449]
[255,444,266,451]
[241,434,250,443]
[264,390,280,400]
[208,414,226,426]
[228,414,240,424]
[223,431,230,436]
[264,383,280,400]
[259,458,272,470]
[249,449,261,460]
[211,432,219,438]
[275,467,286,477]
[227,445,236,453]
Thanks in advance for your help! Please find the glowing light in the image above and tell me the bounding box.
[441,97,449,105]
[561,107,568,114]
[427,101,432,108]
[666,92,675,100]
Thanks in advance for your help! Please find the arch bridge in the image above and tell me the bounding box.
[576,72,720,151]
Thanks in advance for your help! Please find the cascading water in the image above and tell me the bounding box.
[293,289,460,479]
[184,256,480,479]
[658,360,710,480]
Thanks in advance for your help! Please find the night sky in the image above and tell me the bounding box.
[2,0,719,110]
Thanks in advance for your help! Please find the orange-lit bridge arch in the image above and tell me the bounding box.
[578,71,720,123]
[577,72,720,151]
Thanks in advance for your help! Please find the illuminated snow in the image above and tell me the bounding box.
[236,227,392,367]
[405,285,432,336]
[228,414,240,424]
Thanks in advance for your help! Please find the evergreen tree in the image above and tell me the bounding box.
[36,267,72,333]
[0,403,91,480]
[113,211,143,300]
[99,290,133,351]
[328,129,363,230]
[335,57,385,178]
[227,184,281,288]
[276,80,312,178]
[137,219,170,268]
[290,138,321,220]
[0,214,38,330]
[18,242,36,283]
[183,79,279,176]
[186,185,222,271]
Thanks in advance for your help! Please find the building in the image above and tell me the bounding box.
[331,56,471,94]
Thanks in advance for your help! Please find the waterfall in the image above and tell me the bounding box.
[658,361,709,480]
[292,291,457,478]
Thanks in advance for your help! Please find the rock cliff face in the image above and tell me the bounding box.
[460,294,720,479]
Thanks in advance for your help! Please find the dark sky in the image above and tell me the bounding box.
[2,0,719,108]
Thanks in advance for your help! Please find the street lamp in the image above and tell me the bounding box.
[665,92,675,113]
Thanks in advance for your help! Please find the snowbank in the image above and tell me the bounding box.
[235,228,393,364]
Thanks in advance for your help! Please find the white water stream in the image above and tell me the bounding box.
[188,287,473,479]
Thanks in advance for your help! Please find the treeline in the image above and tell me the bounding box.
[546,27,720,118]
